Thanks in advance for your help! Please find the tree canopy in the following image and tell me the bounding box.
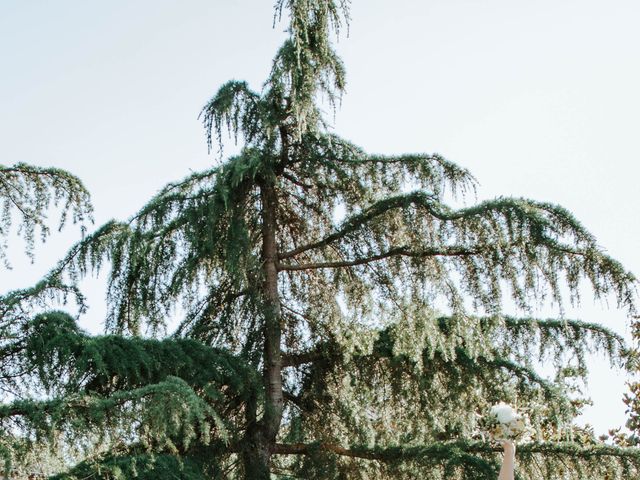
[1,1,639,479]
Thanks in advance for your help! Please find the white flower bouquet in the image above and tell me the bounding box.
[481,402,533,442]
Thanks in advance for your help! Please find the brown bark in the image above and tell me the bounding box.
[261,179,284,440]
[278,245,479,271]
[242,176,284,479]
[272,442,382,460]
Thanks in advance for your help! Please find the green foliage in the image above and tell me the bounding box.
[0,163,92,263]
[609,321,640,447]
[49,450,215,480]
[1,1,639,478]
[284,441,640,480]
[21,311,256,398]
[276,313,633,476]
[0,311,259,477]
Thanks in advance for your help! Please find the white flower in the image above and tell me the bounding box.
[490,402,517,424]
[482,402,532,442]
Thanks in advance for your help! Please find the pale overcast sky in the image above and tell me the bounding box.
[1,0,639,435]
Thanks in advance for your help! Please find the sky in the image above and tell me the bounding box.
[1,0,639,435]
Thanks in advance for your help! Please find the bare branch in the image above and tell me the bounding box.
[282,348,327,367]
[279,245,478,271]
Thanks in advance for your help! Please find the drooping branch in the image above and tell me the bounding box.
[0,377,218,431]
[199,80,262,154]
[279,190,636,315]
[0,163,92,262]
[485,356,563,401]
[0,376,232,475]
[281,315,628,374]
[503,317,627,348]
[431,315,629,367]
[12,311,259,397]
[279,191,437,260]
[48,451,216,480]
[280,191,594,260]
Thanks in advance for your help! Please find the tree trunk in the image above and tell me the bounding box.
[243,177,284,478]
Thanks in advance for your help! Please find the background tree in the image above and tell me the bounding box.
[1,1,639,479]
[0,163,92,264]
[0,164,91,476]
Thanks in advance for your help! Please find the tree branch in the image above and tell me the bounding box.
[278,192,600,266]
[272,440,640,462]
[278,245,478,271]
[282,171,313,190]
[282,390,304,410]
[273,442,382,459]
[279,192,435,260]
[282,348,328,367]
